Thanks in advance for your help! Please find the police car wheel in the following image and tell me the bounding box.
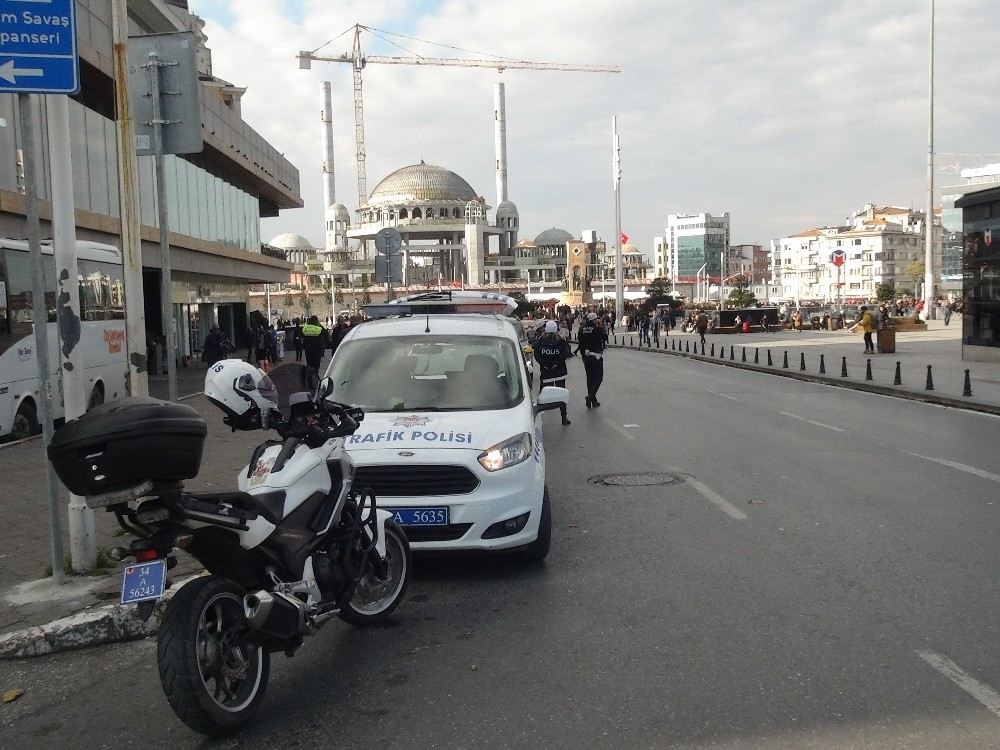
[520,487,551,562]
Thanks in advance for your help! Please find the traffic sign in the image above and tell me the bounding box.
[830,249,846,267]
[0,0,79,94]
[375,227,403,256]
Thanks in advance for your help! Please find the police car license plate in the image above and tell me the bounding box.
[120,560,167,605]
[389,507,449,526]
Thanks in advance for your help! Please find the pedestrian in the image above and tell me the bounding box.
[848,305,876,353]
[204,325,228,367]
[301,315,328,379]
[534,320,573,425]
[328,316,350,356]
[943,302,953,325]
[696,309,709,346]
[575,312,607,408]
[293,318,304,361]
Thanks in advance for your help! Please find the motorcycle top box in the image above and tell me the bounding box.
[48,397,207,497]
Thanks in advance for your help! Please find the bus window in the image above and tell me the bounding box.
[4,251,57,327]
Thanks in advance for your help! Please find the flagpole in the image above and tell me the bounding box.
[613,117,624,320]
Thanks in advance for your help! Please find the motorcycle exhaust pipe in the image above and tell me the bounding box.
[244,590,309,639]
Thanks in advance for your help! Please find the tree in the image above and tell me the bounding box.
[876,282,895,302]
[638,277,680,315]
[904,260,925,288]
[726,274,758,308]
[334,283,345,306]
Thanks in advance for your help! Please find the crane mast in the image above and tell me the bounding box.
[299,24,620,218]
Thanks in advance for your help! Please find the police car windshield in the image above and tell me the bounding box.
[325,335,524,412]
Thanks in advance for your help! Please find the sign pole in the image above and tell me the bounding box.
[17,94,65,584]
[47,93,97,571]
[147,50,178,400]
[612,117,623,321]
[112,0,150,396]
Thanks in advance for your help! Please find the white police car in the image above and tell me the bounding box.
[323,293,567,559]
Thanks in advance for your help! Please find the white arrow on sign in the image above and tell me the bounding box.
[0,60,45,85]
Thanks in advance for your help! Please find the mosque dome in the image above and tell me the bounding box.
[368,162,478,205]
[533,227,574,246]
[496,200,519,218]
[267,232,316,251]
[327,202,351,221]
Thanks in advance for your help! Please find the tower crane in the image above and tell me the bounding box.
[298,24,620,212]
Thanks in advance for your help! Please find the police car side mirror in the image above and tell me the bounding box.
[535,386,569,413]
[317,376,334,401]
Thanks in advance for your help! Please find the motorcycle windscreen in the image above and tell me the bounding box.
[267,363,320,420]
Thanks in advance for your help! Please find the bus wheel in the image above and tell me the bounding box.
[88,385,104,410]
[11,402,39,440]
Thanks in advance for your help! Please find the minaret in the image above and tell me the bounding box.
[494,81,508,205]
[321,81,337,252]
[493,80,518,256]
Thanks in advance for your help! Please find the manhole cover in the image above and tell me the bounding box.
[588,472,683,487]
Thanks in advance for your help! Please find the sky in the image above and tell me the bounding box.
[188,0,1000,259]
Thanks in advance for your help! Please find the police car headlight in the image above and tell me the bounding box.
[478,433,532,472]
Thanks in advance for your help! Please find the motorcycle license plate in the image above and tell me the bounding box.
[120,559,167,605]
[388,507,449,526]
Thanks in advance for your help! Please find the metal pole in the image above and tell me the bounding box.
[719,250,726,310]
[112,0,149,396]
[148,51,178,401]
[47,94,96,572]
[612,117,623,319]
[924,0,936,321]
[18,94,65,584]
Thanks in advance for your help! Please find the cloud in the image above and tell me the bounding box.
[190,0,1000,257]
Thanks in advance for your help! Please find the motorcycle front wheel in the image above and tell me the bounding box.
[340,519,411,626]
[157,575,270,737]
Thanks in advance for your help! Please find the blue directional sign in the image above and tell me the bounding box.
[0,0,79,94]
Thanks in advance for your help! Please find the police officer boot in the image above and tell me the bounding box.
[561,406,571,426]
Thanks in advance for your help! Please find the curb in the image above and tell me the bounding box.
[608,343,1000,418]
[0,573,202,659]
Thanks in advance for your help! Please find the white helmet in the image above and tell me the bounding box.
[204,359,278,431]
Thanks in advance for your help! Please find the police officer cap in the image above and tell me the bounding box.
[545,321,558,333]
[587,312,598,321]
[533,319,547,329]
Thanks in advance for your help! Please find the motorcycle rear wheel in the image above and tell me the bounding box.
[340,519,411,626]
[157,575,270,737]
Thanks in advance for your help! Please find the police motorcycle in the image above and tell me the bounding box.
[47,361,411,736]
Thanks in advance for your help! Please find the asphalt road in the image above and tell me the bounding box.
[3,347,1000,749]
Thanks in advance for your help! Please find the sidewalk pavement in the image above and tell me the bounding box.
[608,321,1000,413]
[0,349,332,654]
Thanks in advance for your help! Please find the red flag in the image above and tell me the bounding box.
[620,231,629,245]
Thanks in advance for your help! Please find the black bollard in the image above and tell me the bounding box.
[963,369,973,397]
[614,334,617,345]
[754,348,759,364]
[730,346,735,361]
[782,351,789,369]
[799,352,806,371]
[686,340,690,353]
[893,361,902,385]
[701,341,705,356]
[840,356,848,378]
[741,347,747,363]
[819,354,826,374]
[865,359,873,381]
[767,349,773,366]
[671,338,675,351]
[925,365,934,391]
[710,343,715,357]
[720,346,725,360]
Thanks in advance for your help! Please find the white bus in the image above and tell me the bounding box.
[0,238,128,441]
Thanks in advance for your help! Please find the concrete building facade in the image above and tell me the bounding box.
[0,0,300,358]
[663,213,730,281]
[771,204,941,305]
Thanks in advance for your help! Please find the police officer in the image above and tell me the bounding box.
[534,320,573,425]
[301,315,328,380]
[574,312,607,408]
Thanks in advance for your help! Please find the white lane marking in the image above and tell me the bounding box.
[917,650,1000,718]
[685,477,749,521]
[623,423,640,428]
[903,452,1000,484]
[705,389,740,402]
[602,417,636,441]
[779,411,845,433]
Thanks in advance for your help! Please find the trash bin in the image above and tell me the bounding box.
[829,316,841,331]
[877,327,896,354]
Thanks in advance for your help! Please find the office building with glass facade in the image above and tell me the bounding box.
[0,0,300,360]
[665,213,730,280]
